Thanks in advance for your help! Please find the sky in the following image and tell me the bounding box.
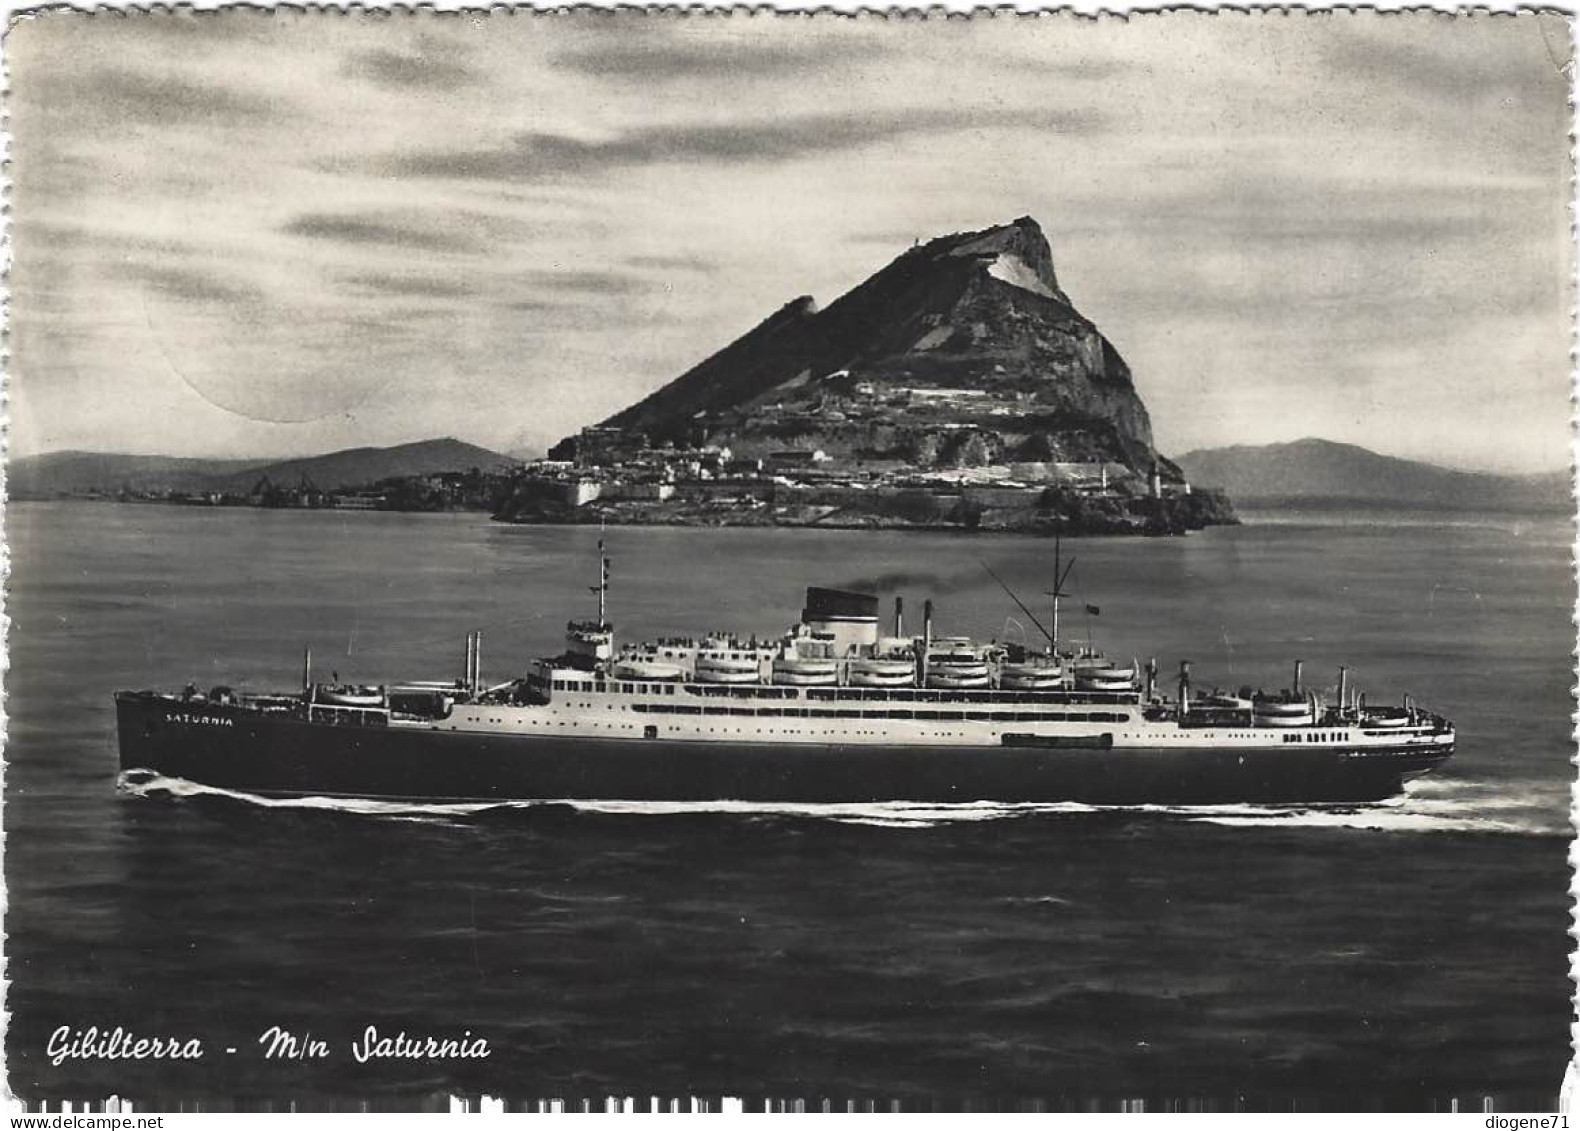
[7,11,1574,473]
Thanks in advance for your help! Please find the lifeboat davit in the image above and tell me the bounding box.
[613,659,683,681]
[848,659,916,687]
[1198,692,1254,711]
[771,658,838,686]
[316,685,384,708]
[1253,697,1315,726]
[694,655,761,684]
[999,663,1064,691]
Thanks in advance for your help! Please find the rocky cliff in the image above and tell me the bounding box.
[556,217,1178,478]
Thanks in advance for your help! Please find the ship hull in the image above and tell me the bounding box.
[117,694,1451,806]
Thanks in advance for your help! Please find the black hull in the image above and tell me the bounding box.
[116,695,1451,807]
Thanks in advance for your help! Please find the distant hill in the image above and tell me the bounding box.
[1177,439,1572,514]
[11,438,519,499]
[203,439,519,494]
[7,452,261,498]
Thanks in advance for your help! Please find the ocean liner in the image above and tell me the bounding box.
[116,543,1454,805]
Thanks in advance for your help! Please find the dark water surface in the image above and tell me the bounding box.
[6,502,1573,1109]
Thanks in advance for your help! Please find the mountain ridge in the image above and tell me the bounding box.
[10,438,519,498]
[1177,438,1572,513]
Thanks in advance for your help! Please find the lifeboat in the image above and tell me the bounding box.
[771,657,838,686]
[999,662,1064,691]
[612,659,683,681]
[926,654,992,689]
[1252,697,1315,726]
[848,659,917,687]
[1361,707,1412,728]
[928,668,992,690]
[694,655,761,684]
[1075,668,1135,692]
[316,684,384,708]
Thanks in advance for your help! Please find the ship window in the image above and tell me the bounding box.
[729,707,753,717]
[757,708,782,717]
[889,710,913,719]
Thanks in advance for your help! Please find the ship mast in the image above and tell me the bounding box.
[591,537,610,629]
[1044,525,1075,658]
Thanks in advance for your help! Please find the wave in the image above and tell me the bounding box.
[117,770,1566,836]
[1191,779,1568,837]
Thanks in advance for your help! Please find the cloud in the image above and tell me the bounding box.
[1323,25,1571,104]
[521,269,647,296]
[344,273,474,299]
[1061,171,1557,253]
[378,107,1106,182]
[282,213,482,254]
[26,66,279,129]
[625,254,718,273]
[341,46,477,91]
[13,219,188,257]
[552,37,883,81]
[117,261,264,306]
[86,10,281,44]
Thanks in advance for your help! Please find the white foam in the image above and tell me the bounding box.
[117,772,1562,835]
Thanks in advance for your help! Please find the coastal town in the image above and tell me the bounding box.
[498,419,1218,535]
[66,417,1222,535]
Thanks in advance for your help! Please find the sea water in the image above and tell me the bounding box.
[5,502,1572,1108]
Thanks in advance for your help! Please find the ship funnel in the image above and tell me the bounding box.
[464,632,473,691]
[802,587,879,655]
[1337,666,1349,719]
[302,646,313,694]
[1178,660,1192,715]
[1293,660,1304,696]
[922,599,934,684]
[894,596,904,639]
[474,631,483,695]
[1145,657,1158,699]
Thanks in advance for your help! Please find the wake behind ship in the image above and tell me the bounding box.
[116,545,1454,806]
